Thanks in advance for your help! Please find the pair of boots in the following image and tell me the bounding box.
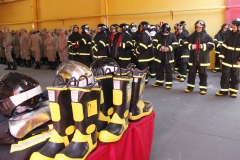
[98,66,153,143]
[34,62,41,69]
[20,59,32,68]
[31,76,102,160]
[4,62,17,70]
[46,61,56,70]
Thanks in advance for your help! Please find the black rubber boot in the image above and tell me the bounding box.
[26,60,32,68]
[99,66,133,143]
[46,61,52,69]
[55,81,101,160]
[30,80,75,160]
[10,62,17,70]
[51,61,56,70]
[4,62,12,70]
[34,61,41,69]
[129,67,153,121]
[20,59,26,67]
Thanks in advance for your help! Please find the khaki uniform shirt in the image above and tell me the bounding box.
[3,32,13,48]
[29,34,43,51]
[56,35,68,50]
[20,33,30,50]
[44,36,54,50]
[13,35,21,50]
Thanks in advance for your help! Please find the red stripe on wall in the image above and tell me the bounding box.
[225,0,240,23]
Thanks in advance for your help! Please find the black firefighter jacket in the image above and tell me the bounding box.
[177,31,190,61]
[183,31,214,67]
[92,32,110,58]
[67,32,82,55]
[152,32,178,64]
[219,31,240,68]
[135,31,154,62]
[79,32,92,56]
[214,30,227,55]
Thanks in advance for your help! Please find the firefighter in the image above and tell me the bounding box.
[56,28,68,63]
[12,30,21,66]
[216,18,240,98]
[92,23,110,59]
[113,23,133,68]
[67,24,82,62]
[135,21,154,84]
[173,23,181,74]
[78,24,92,67]
[149,25,157,78]
[128,22,138,66]
[184,20,215,95]
[20,28,31,68]
[213,23,229,72]
[180,20,189,35]
[174,24,190,82]
[108,24,119,60]
[152,23,178,89]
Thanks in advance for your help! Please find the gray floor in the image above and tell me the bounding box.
[1,64,240,160]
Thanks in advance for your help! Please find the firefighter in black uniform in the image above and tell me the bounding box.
[173,23,181,74]
[152,23,178,89]
[174,24,190,82]
[78,24,92,67]
[67,25,82,61]
[112,23,133,68]
[92,23,110,59]
[135,21,153,84]
[129,23,138,67]
[213,23,229,72]
[216,18,240,98]
[184,20,215,95]
[180,21,189,35]
[149,25,157,78]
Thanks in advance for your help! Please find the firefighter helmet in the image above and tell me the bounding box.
[161,23,171,34]
[81,24,90,32]
[231,18,240,31]
[140,21,150,31]
[0,72,42,116]
[97,23,107,32]
[119,23,129,32]
[195,20,206,30]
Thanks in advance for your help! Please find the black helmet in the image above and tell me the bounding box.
[97,23,107,32]
[140,21,150,31]
[231,18,240,30]
[161,23,171,33]
[130,23,137,29]
[0,72,42,116]
[90,57,119,76]
[195,20,206,30]
[180,21,186,26]
[119,23,129,32]
[81,24,89,32]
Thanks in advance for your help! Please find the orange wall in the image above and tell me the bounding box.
[0,0,225,69]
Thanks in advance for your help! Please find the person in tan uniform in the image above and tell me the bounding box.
[41,28,48,65]
[29,30,43,69]
[56,28,68,62]
[44,30,56,70]
[0,30,6,64]
[20,28,31,68]
[3,26,16,70]
[12,30,21,65]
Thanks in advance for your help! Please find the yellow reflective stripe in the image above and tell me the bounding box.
[88,42,91,44]
[99,40,106,47]
[218,41,223,43]
[219,55,224,58]
[122,43,126,49]
[220,88,229,92]
[138,57,154,62]
[79,53,90,55]
[126,41,133,46]
[183,41,188,44]
[166,82,172,84]
[215,67,220,69]
[217,44,221,48]
[187,84,195,87]
[181,55,189,58]
[69,52,77,55]
[139,43,148,49]
[95,56,108,59]
[169,46,173,52]
[203,43,207,51]
[222,44,227,49]
[92,40,95,43]
[207,42,215,46]
[10,130,53,153]
[92,46,98,52]
[152,39,158,42]
[222,62,232,67]
[119,57,131,60]
[200,63,210,66]
[233,64,240,68]
[199,86,207,89]
[188,44,192,50]
[215,51,220,54]
[154,58,161,63]
[178,39,182,45]
[228,46,235,50]
[148,44,153,47]
[156,44,161,49]
[68,44,72,48]
[172,42,178,45]
[236,48,240,51]
[135,49,140,54]
[229,88,238,92]
[82,38,86,44]
[93,55,97,58]
[169,60,174,63]
[188,62,193,66]
[156,80,164,83]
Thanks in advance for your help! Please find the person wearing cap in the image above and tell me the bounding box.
[56,28,68,63]
[12,30,21,66]
[28,29,43,69]
[212,24,229,73]
[67,24,82,61]
[20,28,31,68]
[78,24,92,67]
[44,30,56,70]
[183,20,214,95]
[3,26,17,70]
[152,23,178,89]
[216,18,240,98]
